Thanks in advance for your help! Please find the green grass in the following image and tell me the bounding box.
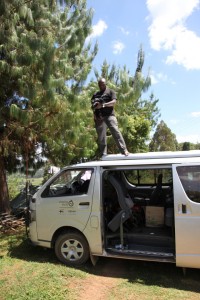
[1,230,200,300]
[29,177,43,186]
[0,230,88,300]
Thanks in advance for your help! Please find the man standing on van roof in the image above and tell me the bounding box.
[91,78,129,157]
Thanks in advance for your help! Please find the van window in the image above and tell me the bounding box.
[42,169,92,197]
[124,168,172,186]
[177,165,200,203]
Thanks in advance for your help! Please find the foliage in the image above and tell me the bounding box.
[195,143,200,150]
[42,162,57,184]
[0,0,97,163]
[179,142,197,151]
[182,142,192,151]
[0,0,97,211]
[149,120,179,151]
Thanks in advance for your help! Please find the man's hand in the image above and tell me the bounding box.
[94,99,116,110]
[95,102,103,109]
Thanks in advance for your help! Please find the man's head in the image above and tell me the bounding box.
[98,78,106,91]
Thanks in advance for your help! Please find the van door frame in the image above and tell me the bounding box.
[173,163,200,268]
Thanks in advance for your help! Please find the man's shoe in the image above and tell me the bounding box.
[123,150,129,156]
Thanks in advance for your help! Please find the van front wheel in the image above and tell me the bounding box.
[55,232,89,266]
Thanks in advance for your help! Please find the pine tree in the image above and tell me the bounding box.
[0,0,97,212]
[149,120,178,152]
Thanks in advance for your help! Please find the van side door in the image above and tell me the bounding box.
[173,163,200,268]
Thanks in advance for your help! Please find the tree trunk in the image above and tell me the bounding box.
[0,155,10,213]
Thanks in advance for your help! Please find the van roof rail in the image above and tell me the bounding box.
[101,150,200,161]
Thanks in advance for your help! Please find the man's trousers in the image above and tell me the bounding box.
[95,115,127,156]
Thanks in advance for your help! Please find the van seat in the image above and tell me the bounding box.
[107,173,134,232]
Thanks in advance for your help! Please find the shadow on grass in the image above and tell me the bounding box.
[7,234,58,264]
[7,233,200,294]
[95,258,200,293]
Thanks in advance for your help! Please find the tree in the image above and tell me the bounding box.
[195,143,200,150]
[182,142,191,151]
[179,141,197,151]
[149,120,178,151]
[0,0,97,212]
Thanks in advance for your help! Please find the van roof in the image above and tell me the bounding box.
[101,150,200,161]
[71,150,200,168]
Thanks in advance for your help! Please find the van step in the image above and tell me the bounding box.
[106,247,175,259]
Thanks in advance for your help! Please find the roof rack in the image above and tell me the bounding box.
[101,150,200,161]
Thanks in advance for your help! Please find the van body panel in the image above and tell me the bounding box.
[28,221,38,243]
[82,167,103,254]
[36,193,91,241]
[173,163,200,268]
[176,255,200,268]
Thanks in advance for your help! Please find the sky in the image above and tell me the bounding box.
[86,0,200,144]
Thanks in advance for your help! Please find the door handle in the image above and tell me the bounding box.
[182,204,187,213]
[79,202,90,206]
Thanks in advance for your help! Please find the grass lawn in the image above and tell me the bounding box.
[1,229,200,300]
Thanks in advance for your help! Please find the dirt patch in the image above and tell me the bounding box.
[69,259,129,300]
[69,274,120,300]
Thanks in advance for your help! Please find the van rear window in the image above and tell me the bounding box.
[177,166,200,203]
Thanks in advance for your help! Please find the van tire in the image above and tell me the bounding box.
[55,232,89,266]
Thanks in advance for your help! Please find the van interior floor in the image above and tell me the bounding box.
[105,226,175,260]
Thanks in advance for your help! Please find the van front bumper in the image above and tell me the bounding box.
[28,221,51,248]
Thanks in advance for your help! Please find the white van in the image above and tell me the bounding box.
[28,150,200,269]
